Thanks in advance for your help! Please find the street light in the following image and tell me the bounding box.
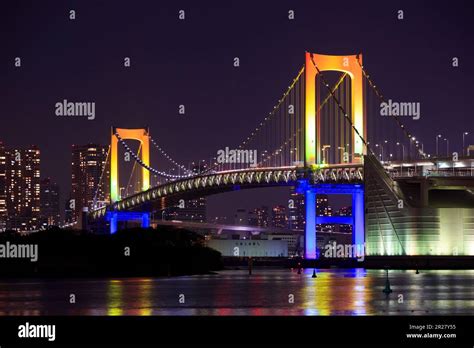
[396,142,405,161]
[443,138,449,156]
[375,143,384,161]
[436,134,442,156]
[463,132,469,156]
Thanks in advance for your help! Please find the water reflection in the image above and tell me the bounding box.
[107,279,124,316]
[301,268,372,315]
[0,269,473,315]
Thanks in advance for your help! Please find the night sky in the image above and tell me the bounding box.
[1,0,473,219]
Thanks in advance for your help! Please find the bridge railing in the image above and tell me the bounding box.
[388,168,474,178]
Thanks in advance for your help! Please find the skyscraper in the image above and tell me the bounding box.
[71,144,109,223]
[271,205,287,228]
[288,186,305,230]
[167,196,207,222]
[248,206,269,227]
[0,142,7,231]
[316,194,332,216]
[5,146,41,231]
[40,177,61,227]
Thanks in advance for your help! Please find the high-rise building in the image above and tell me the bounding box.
[248,206,269,227]
[316,194,332,216]
[40,177,61,227]
[234,208,247,225]
[64,193,74,225]
[0,142,7,231]
[272,205,287,228]
[5,146,41,231]
[288,186,305,230]
[336,206,352,217]
[334,206,352,233]
[167,196,207,222]
[71,144,109,223]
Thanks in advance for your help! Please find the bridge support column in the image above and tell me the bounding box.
[305,188,317,259]
[352,187,365,246]
[106,211,150,234]
[110,212,118,234]
[141,213,150,228]
[303,183,365,260]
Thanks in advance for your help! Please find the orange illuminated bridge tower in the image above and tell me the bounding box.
[303,52,366,259]
[110,127,150,203]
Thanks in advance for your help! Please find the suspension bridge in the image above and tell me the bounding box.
[88,52,474,259]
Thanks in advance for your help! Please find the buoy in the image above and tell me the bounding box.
[383,269,392,294]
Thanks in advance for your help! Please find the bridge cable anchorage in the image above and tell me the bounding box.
[92,145,111,210]
[148,135,193,175]
[355,55,426,159]
[114,133,191,179]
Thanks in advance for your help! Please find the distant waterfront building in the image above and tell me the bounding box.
[271,205,287,228]
[4,146,41,231]
[40,177,61,227]
[207,239,288,257]
[71,144,109,223]
[262,232,304,256]
[288,186,305,230]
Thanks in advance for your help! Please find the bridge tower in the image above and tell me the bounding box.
[110,127,150,203]
[303,52,366,259]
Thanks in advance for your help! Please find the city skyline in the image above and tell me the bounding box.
[1,2,474,345]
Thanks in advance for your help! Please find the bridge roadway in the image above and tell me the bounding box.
[91,164,364,219]
[91,156,474,220]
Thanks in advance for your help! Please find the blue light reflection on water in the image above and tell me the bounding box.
[0,269,473,316]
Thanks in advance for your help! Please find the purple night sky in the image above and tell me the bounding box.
[1,0,473,218]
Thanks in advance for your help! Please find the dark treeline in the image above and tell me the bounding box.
[0,227,223,277]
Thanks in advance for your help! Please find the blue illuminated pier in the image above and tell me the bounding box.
[303,182,365,259]
[106,211,151,234]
